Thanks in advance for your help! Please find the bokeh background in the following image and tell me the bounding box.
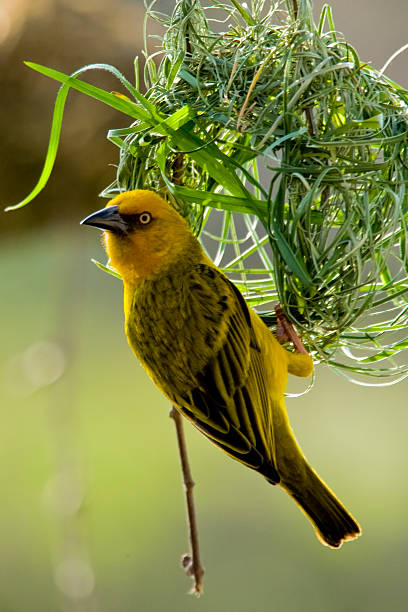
[1,1,408,610]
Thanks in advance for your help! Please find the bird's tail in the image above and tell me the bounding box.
[266,398,361,548]
[278,461,361,548]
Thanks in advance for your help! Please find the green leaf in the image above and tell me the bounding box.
[171,185,268,216]
[107,124,151,139]
[166,50,185,88]
[9,63,249,208]
[270,222,313,287]
[6,61,160,210]
[155,141,173,190]
[133,56,139,91]
[91,259,122,279]
[164,125,251,198]
[263,127,308,155]
[5,81,70,211]
[178,68,199,88]
[156,105,196,131]
[24,62,154,121]
[229,0,255,25]
[358,336,408,363]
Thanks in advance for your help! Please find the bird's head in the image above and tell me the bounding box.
[81,190,200,284]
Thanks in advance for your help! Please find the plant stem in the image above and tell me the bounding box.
[169,406,204,595]
[289,0,315,136]
[286,0,298,18]
[304,106,315,136]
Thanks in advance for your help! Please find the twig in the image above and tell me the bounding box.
[304,106,315,136]
[237,53,273,130]
[225,51,239,97]
[172,153,185,186]
[168,43,203,591]
[169,406,204,595]
[286,0,298,18]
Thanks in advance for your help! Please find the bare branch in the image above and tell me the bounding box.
[169,406,204,595]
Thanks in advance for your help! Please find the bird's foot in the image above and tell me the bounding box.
[275,305,307,354]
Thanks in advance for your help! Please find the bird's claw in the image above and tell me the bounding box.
[275,305,307,354]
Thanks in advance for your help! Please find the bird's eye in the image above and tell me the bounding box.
[139,212,152,225]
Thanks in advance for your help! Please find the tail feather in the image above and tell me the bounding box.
[266,397,361,548]
[279,462,361,548]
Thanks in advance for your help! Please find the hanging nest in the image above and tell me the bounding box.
[11,0,408,384]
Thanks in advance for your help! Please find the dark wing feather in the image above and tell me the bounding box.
[172,264,279,484]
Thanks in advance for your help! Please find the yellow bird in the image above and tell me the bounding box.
[81,189,361,548]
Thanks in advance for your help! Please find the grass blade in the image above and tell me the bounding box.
[5,82,70,210]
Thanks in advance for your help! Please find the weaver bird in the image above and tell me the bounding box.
[81,189,361,548]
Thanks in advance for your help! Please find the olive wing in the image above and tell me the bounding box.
[171,264,279,484]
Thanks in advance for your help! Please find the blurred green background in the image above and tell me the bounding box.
[1,1,408,610]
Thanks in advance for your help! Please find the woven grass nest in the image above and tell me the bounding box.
[11,0,408,384]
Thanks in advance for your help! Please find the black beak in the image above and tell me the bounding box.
[80,205,128,233]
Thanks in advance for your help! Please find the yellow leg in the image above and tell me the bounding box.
[275,305,313,378]
[275,305,307,353]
